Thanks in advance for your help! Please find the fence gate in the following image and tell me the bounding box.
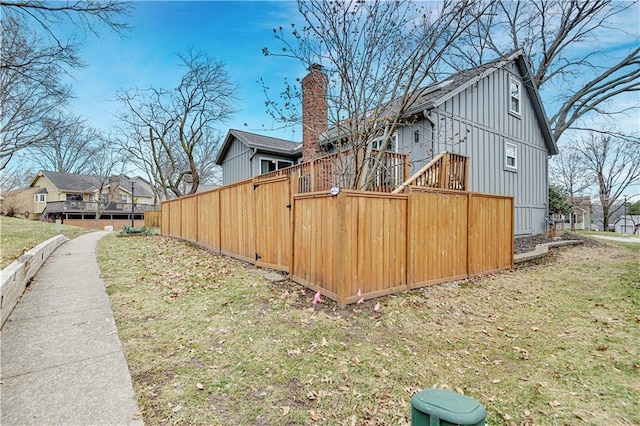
[253,176,292,272]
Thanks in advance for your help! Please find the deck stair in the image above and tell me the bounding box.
[392,151,468,193]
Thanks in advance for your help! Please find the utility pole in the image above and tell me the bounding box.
[623,195,628,234]
[131,182,135,228]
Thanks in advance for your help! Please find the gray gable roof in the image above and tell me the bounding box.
[121,176,154,198]
[215,129,302,165]
[415,50,557,155]
[326,50,558,156]
[32,171,154,198]
[35,171,103,192]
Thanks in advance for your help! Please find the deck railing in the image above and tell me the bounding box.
[393,151,469,193]
[43,200,156,214]
[256,149,409,193]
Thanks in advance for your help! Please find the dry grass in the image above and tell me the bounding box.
[98,235,640,426]
[0,215,92,268]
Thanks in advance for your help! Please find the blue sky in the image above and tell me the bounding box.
[62,0,639,145]
[66,1,304,142]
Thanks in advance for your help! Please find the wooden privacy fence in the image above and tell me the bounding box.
[144,210,162,228]
[161,177,513,308]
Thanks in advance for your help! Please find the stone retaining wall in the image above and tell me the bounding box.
[514,240,583,264]
[0,235,67,328]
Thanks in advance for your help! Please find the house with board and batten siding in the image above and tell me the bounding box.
[216,50,558,236]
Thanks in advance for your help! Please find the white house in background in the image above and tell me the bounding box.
[563,196,593,230]
[613,215,640,235]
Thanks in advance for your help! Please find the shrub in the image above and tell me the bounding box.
[119,225,156,236]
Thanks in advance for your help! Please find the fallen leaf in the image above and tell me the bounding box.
[196,382,204,390]
[172,404,183,413]
[282,406,290,416]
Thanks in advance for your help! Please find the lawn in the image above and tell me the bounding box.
[575,229,640,239]
[99,235,640,425]
[0,216,93,269]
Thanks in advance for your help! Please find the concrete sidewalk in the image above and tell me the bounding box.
[1,231,143,425]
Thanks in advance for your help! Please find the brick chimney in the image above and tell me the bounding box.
[301,63,328,162]
[108,176,120,202]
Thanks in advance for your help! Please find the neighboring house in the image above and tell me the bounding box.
[614,215,640,235]
[564,196,593,230]
[216,50,558,236]
[215,129,302,185]
[24,171,155,221]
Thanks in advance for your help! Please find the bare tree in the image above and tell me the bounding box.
[0,163,35,217]
[447,0,639,142]
[117,49,237,198]
[0,0,131,169]
[26,115,101,174]
[86,138,124,229]
[550,149,591,197]
[575,132,640,231]
[0,17,72,169]
[264,0,489,190]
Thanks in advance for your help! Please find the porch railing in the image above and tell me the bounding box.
[256,149,410,193]
[43,200,156,214]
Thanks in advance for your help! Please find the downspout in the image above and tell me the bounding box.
[423,108,436,160]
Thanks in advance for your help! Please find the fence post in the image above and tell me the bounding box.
[335,191,347,309]
[463,157,469,191]
[310,160,317,192]
[439,152,450,189]
[404,157,410,184]
[467,192,472,278]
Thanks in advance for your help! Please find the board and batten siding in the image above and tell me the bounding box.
[398,62,549,236]
[220,137,253,185]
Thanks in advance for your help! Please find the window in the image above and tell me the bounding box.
[372,134,398,152]
[121,195,128,203]
[66,194,82,201]
[505,142,517,170]
[260,158,293,174]
[34,193,46,203]
[509,77,521,115]
[413,130,420,144]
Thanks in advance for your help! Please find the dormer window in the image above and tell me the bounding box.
[510,77,521,116]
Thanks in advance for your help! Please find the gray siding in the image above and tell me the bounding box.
[221,138,252,185]
[398,63,549,236]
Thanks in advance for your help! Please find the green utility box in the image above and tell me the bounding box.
[411,388,486,426]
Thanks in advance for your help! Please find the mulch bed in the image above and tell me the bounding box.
[514,231,601,255]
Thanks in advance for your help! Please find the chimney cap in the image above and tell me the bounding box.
[309,63,323,71]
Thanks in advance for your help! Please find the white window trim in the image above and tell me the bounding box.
[371,133,398,152]
[509,77,521,117]
[505,141,518,171]
[259,156,294,174]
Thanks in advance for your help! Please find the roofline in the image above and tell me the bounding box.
[514,54,558,156]
[429,50,523,108]
[215,129,302,165]
[420,50,558,156]
[30,170,46,188]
